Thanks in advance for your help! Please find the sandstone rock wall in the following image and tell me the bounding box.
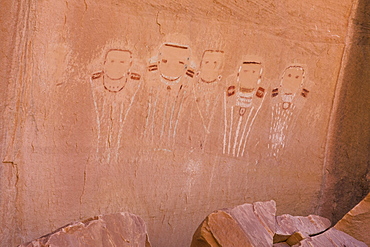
[1,0,368,246]
[317,0,370,223]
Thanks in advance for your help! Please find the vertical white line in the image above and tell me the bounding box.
[106,103,113,164]
[223,93,227,154]
[172,91,185,148]
[168,89,179,144]
[232,114,243,157]
[238,106,254,157]
[228,106,234,155]
[194,83,209,134]
[115,100,125,163]
[144,86,153,137]
[116,81,141,162]
[271,104,279,155]
[91,81,101,155]
[160,90,170,141]
[243,99,263,156]
[150,89,159,143]
[168,101,176,143]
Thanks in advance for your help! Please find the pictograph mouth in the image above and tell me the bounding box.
[160,73,181,82]
[200,78,217,84]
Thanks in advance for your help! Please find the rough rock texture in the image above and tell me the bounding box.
[294,228,367,247]
[1,0,369,246]
[275,214,331,236]
[273,229,367,247]
[334,192,370,246]
[19,212,151,247]
[191,200,276,247]
[274,232,306,246]
[193,201,368,247]
[190,210,254,247]
[273,243,290,247]
[226,200,277,246]
[317,0,370,223]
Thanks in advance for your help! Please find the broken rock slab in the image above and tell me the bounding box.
[191,200,367,247]
[191,200,276,247]
[293,228,367,247]
[190,210,255,247]
[334,192,370,246]
[273,213,331,245]
[275,213,331,238]
[225,200,276,246]
[19,212,151,247]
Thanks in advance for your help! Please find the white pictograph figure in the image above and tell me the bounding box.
[90,49,141,163]
[145,43,194,151]
[223,61,266,157]
[268,65,310,157]
[193,50,225,134]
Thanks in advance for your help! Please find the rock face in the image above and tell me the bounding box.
[1,0,369,247]
[334,193,370,246]
[19,212,151,247]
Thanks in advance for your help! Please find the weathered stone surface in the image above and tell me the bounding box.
[1,0,369,246]
[334,192,370,246]
[275,214,331,236]
[284,232,305,246]
[192,200,367,247]
[225,200,276,246]
[273,231,306,246]
[294,228,367,247]
[252,200,277,236]
[273,243,290,247]
[19,212,151,247]
[190,210,254,247]
[191,200,276,247]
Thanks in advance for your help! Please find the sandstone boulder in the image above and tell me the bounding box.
[225,200,276,246]
[19,212,151,247]
[191,200,276,247]
[334,192,370,246]
[192,199,368,247]
[190,210,254,247]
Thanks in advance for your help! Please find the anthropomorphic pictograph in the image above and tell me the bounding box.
[145,42,195,151]
[90,49,141,163]
[268,65,310,157]
[223,61,266,157]
[193,50,225,133]
[185,50,226,153]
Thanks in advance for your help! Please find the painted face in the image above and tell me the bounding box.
[104,50,131,80]
[199,51,224,83]
[158,44,190,81]
[281,67,304,94]
[238,63,262,92]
